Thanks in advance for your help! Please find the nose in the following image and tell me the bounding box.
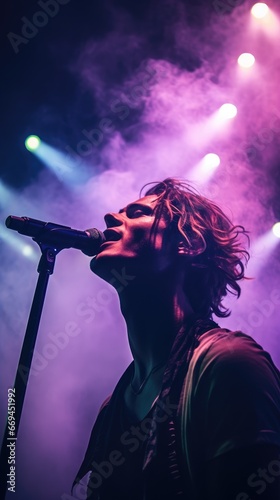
[104,212,123,229]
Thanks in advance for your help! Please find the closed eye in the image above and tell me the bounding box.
[128,208,145,218]
[124,204,153,218]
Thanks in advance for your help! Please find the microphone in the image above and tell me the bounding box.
[5,215,105,256]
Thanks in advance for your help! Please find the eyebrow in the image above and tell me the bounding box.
[118,202,153,214]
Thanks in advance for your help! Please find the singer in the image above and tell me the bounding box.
[73,178,280,499]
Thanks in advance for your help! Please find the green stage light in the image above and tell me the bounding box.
[25,135,41,151]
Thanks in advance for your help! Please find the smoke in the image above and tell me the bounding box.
[1,1,280,499]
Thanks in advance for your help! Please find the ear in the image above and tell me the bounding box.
[177,239,205,257]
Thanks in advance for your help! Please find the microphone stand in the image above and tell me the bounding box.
[0,242,61,500]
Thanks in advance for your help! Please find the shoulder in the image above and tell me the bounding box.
[181,328,280,462]
[187,328,280,416]
[190,328,280,385]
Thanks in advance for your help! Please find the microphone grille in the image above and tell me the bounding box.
[86,228,105,242]
[83,228,105,256]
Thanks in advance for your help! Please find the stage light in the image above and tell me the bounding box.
[0,224,37,261]
[188,153,220,185]
[251,3,269,19]
[29,140,90,187]
[238,53,255,68]
[248,226,280,276]
[0,180,13,207]
[272,222,280,238]
[218,103,237,119]
[22,245,35,257]
[203,153,220,168]
[25,135,41,151]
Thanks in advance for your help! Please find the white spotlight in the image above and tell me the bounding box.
[22,245,35,257]
[238,53,255,68]
[203,153,221,169]
[251,3,269,19]
[272,222,280,238]
[218,103,238,119]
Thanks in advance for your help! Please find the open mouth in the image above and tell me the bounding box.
[103,229,122,242]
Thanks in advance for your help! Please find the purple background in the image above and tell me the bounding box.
[1,1,280,499]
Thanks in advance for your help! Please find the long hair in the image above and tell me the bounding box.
[143,178,250,318]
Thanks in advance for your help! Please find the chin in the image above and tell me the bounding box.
[90,253,142,288]
[90,252,125,279]
[89,256,114,283]
[90,253,111,276]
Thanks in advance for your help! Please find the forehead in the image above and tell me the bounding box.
[131,194,159,206]
[119,194,160,212]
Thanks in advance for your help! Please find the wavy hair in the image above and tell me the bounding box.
[143,178,250,318]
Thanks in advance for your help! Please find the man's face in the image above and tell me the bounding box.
[91,194,178,280]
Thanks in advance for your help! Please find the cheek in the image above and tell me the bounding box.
[128,227,153,247]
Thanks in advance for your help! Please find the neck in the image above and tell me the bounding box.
[118,267,194,384]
